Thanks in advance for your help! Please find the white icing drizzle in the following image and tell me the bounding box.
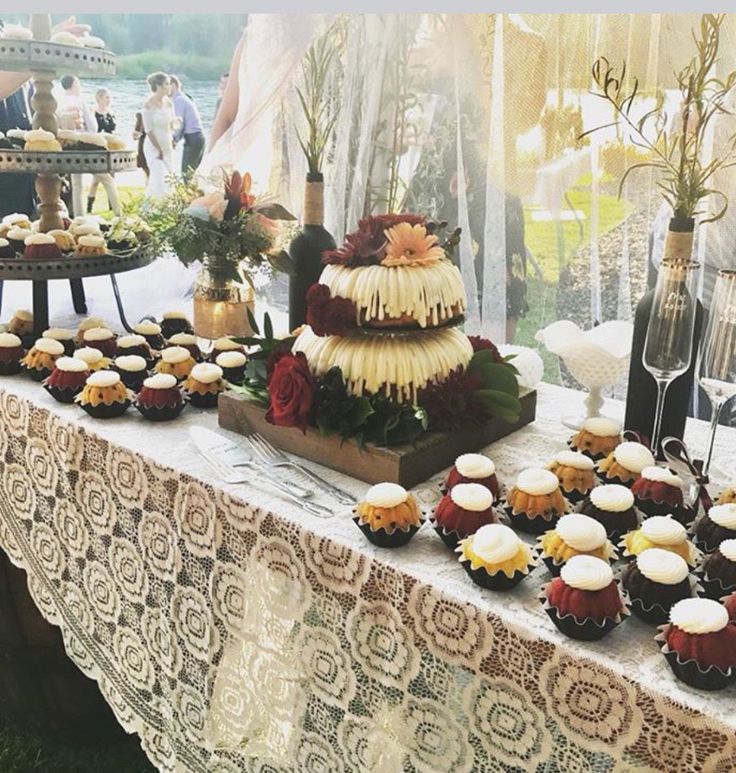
[556,513,607,551]
[640,515,686,546]
[641,466,682,487]
[450,483,493,512]
[190,363,222,384]
[560,555,614,591]
[77,234,106,248]
[709,504,736,530]
[216,350,247,368]
[42,328,73,341]
[33,338,64,356]
[134,321,162,335]
[293,326,473,405]
[669,597,728,634]
[143,373,177,390]
[365,482,407,508]
[581,417,621,437]
[636,548,689,585]
[54,357,88,373]
[718,539,736,562]
[213,337,240,351]
[168,333,197,346]
[0,332,21,347]
[114,355,146,372]
[163,310,187,320]
[516,468,559,496]
[2,213,29,226]
[319,260,468,328]
[554,450,594,471]
[455,453,495,479]
[469,524,520,564]
[590,484,634,512]
[161,346,190,364]
[74,347,103,365]
[83,327,113,342]
[86,370,120,388]
[25,232,55,245]
[613,442,655,473]
[117,334,146,348]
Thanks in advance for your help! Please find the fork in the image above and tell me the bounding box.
[245,433,355,505]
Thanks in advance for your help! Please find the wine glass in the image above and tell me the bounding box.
[643,259,700,456]
[698,269,736,476]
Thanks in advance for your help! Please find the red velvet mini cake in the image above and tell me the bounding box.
[443,453,500,502]
[0,332,25,375]
[433,483,500,548]
[167,332,202,361]
[135,373,185,421]
[44,356,90,403]
[631,466,694,525]
[724,592,736,623]
[23,232,62,260]
[82,327,118,358]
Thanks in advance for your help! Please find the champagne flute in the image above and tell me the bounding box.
[643,259,700,456]
[698,269,736,476]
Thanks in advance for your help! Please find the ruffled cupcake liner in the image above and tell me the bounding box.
[655,627,736,691]
[352,512,424,548]
[116,371,148,392]
[186,391,222,409]
[135,400,186,422]
[43,383,82,404]
[695,570,736,601]
[690,514,736,554]
[621,568,701,626]
[429,508,507,551]
[539,582,630,641]
[635,496,695,527]
[79,400,131,419]
[503,503,564,535]
[23,365,53,382]
[566,439,609,463]
[57,341,75,357]
[595,470,636,488]
[457,550,536,591]
[0,360,23,376]
[559,485,594,506]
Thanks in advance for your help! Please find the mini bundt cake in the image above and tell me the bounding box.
[443,453,500,501]
[547,450,596,504]
[597,441,655,486]
[569,417,622,461]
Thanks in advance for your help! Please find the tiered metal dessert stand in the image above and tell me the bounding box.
[0,14,154,337]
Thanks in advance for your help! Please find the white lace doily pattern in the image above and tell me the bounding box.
[0,378,734,772]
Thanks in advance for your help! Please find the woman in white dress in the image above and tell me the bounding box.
[141,72,177,199]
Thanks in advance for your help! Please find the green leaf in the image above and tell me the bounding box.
[246,307,260,336]
[268,250,295,275]
[473,389,522,423]
[468,358,520,397]
[263,313,274,341]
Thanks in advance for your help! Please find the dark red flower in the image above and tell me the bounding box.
[265,351,316,433]
[419,367,483,431]
[468,335,502,363]
[306,283,356,336]
[265,345,292,383]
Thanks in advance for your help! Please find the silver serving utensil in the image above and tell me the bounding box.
[244,433,354,505]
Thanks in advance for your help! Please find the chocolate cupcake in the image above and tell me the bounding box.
[81,327,117,358]
[116,334,156,367]
[135,373,185,422]
[442,453,500,502]
[504,468,568,534]
[456,523,536,590]
[21,338,65,381]
[0,238,13,258]
[621,548,695,624]
[657,598,736,690]
[631,466,694,526]
[6,227,33,254]
[580,485,639,542]
[75,370,132,419]
[160,310,194,339]
[694,504,736,553]
[538,513,616,576]
[112,355,149,392]
[73,346,111,372]
[167,332,202,361]
[42,327,75,356]
[133,320,166,350]
[433,483,501,549]
[0,332,25,375]
[569,417,622,461]
[547,450,596,504]
[353,482,424,547]
[209,336,245,362]
[699,539,736,600]
[215,350,247,384]
[620,515,700,567]
[43,356,90,403]
[597,441,655,487]
[182,362,227,408]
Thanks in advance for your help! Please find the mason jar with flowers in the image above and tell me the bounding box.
[147,170,295,340]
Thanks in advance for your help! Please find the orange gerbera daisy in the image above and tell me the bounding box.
[382,222,444,267]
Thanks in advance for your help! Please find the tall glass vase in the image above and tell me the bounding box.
[193,260,255,340]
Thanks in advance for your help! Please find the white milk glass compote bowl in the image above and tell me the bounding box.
[536,320,634,429]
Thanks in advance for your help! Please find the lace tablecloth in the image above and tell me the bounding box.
[0,377,734,773]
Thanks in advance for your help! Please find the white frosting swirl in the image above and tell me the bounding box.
[74,347,103,365]
[636,548,689,585]
[86,370,120,388]
[718,539,736,562]
[450,483,493,512]
[143,373,177,390]
[553,450,594,471]
[168,332,197,346]
[54,357,87,373]
[0,332,21,347]
[454,453,495,479]
[590,484,634,512]
[117,334,146,348]
[560,555,614,591]
[42,327,73,341]
[190,363,223,384]
[516,468,559,496]
[556,513,607,551]
[641,466,682,488]
[163,310,187,320]
[613,442,655,473]
[161,346,190,364]
[581,417,621,437]
[213,337,241,351]
[216,350,247,368]
[83,327,114,342]
[114,355,147,372]
[134,321,162,335]
[669,597,728,634]
[34,338,65,356]
[640,515,686,546]
[469,524,520,564]
[24,232,55,245]
[709,504,736,530]
[365,482,408,508]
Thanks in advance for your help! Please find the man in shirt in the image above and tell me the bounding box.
[170,75,205,178]
[0,82,34,216]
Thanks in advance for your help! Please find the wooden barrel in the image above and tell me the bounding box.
[0,549,122,739]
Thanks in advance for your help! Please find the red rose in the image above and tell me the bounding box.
[306,283,356,336]
[265,351,316,432]
[468,335,502,363]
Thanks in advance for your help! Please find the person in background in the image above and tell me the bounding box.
[86,87,121,215]
[141,71,176,199]
[170,75,204,178]
[133,111,149,181]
